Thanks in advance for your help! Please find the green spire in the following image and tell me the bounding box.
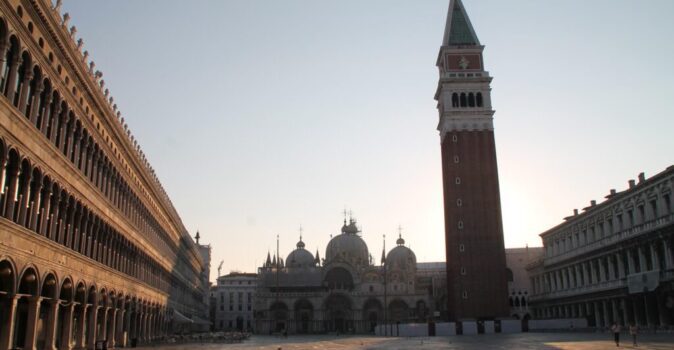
[445,0,479,46]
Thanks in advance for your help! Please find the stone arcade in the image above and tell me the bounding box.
[0,1,209,349]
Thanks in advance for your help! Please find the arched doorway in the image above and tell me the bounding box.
[72,282,87,349]
[36,272,58,349]
[270,301,288,333]
[362,299,383,333]
[14,267,39,349]
[236,316,244,331]
[294,299,313,334]
[388,299,409,323]
[522,313,531,332]
[324,267,354,290]
[56,277,73,349]
[0,259,16,348]
[324,294,352,333]
[415,300,428,322]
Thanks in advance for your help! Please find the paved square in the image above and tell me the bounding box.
[136,333,674,350]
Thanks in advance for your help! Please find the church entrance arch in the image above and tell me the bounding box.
[270,301,288,333]
[388,299,409,323]
[294,299,313,334]
[324,294,352,333]
[362,299,383,333]
[324,267,354,291]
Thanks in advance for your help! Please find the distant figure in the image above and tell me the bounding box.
[629,323,638,346]
[611,322,622,347]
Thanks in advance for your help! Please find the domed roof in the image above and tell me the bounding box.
[326,219,369,266]
[287,237,315,268]
[386,234,416,270]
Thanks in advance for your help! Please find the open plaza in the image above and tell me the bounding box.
[135,333,674,350]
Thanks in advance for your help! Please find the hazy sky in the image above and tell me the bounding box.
[62,0,674,280]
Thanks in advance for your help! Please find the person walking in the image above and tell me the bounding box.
[611,322,622,346]
[629,323,638,346]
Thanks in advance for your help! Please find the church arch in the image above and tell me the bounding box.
[451,93,459,107]
[459,93,467,107]
[388,299,409,323]
[324,267,354,290]
[468,92,475,107]
[362,298,383,332]
[269,301,288,332]
[293,299,313,333]
[324,293,353,332]
[476,92,483,107]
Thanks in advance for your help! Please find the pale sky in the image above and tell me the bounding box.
[62,0,674,281]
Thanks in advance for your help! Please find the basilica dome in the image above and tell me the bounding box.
[286,238,315,268]
[325,219,369,266]
[386,235,416,270]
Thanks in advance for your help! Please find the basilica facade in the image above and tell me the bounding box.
[0,1,209,349]
[254,219,431,334]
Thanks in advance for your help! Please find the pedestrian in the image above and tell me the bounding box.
[611,322,621,347]
[629,323,638,346]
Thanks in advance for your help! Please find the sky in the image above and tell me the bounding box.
[61,0,674,281]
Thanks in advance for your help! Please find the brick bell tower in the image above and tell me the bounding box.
[435,0,509,321]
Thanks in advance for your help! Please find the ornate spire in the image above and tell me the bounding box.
[442,0,480,46]
[195,230,200,245]
[297,225,305,249]
[265,251,271,267]
[381,234,386,264]
[396,225,405,246]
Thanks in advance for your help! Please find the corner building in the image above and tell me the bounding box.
[435,0,509,321]
[528,168,674,328]
[0,1,208,349]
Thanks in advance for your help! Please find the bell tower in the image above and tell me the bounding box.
[435,0,509,321]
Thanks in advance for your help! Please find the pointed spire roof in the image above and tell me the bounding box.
[442,0,480,46]
[266,251,271,266]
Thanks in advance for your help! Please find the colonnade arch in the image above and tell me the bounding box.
[0,15,179,273]
[0,257,169,350]
[0,137,168,292]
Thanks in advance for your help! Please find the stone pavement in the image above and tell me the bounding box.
[137,333,674,350]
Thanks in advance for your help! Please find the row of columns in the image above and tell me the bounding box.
[533,239,673,295]
[0,29,174,266]
[0,293,168,350]
[535,291,673,328]
[549,195,671,257]
[0,142,168,292]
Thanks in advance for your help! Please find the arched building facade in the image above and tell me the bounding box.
[254,218,432,334]
[0,1,209,349]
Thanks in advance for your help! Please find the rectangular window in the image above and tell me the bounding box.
[665,194,672,214]
[638,205,645,223]
[650,200,658,219]
[616,215,622,232]
[627,210,634,227]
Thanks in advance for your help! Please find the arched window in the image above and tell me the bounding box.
[459,93,467,107]
[3,37,17,95]
[14,51,31,108]
[468,93,475,107]
[451,93,459,107]
[476,92,483,107]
